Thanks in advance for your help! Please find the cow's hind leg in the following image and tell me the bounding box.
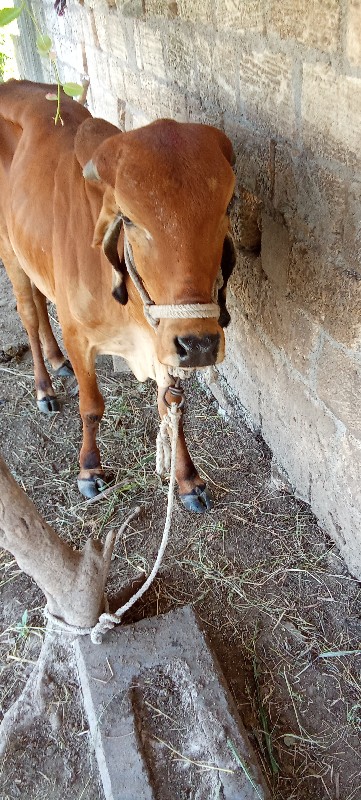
[157,384,212,513]
[2,252,59,412]
[32,286,74,378]
[61,330,106,498]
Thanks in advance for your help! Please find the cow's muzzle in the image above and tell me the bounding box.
[174,333,220,367]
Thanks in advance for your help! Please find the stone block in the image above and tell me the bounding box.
[85,44,111,88]
[316,339,361,439]
[239,50,295,140]
[259,362,338,503]
[108,55,126,98]
[81,6,99,48]
[89,88,120,126]
[126,108,153,130]
[261,214,290,291]
[229,252,264,319]
[224,122,270,198]
[134,22,167,79]
[83,0,108,9]
[93,6,128,61]
[288,245,361,346]
[193,31,240,112]
[144,0,178,16]
[219,352,261,430]
[134,74,188,121]
[269,0,339,51]
[273,147,347,259]
[270,457,294,493]
[177,0,215,25]
[343,180,361,278]
[260,284,321,376]
[222,300,275,421]
[44,0,83,40]
[186,96,224,126]
[347,0,361,66]
[113,356,131,373]
[311,432,361,579]
[213,36,240,113]
[230,189,262,252]
[302,64,361,167]
[55,36,85,77]
[123,68,141,105]
[163,26,197,93]
[119,0,145,17]
[214,0,263,32]
[193,32,219,108]
[75,606,269,800]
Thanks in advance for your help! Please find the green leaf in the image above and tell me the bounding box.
[62,82,83,98]
[227,740,264,800]
[36,34,52,56]
[319,649,361,659]
[0,7,23,26]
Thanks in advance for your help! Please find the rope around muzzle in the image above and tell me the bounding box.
[44,402,182,644]
[123,234,220,329]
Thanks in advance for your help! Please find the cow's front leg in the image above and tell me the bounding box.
[63,333,106,498]
[157,384,212,513]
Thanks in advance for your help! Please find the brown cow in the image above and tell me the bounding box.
[0,80,235,512]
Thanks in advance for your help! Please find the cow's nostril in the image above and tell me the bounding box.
[175,337,189,360]
[174,334,220,367]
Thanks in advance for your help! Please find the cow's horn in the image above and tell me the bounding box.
[83,160,101,182]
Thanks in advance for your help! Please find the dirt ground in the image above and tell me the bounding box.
[0,261,360,800]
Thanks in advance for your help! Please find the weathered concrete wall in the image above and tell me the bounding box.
[18,0,361,577]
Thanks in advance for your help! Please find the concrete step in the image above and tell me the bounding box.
[74,605,270,800]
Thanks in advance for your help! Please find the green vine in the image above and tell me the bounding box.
[0,4,83,124]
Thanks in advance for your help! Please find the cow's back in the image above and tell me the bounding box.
[0,80,91,300]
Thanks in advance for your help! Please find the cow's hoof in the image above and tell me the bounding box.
[180,485,213,513]
[77,476,107,499]
[37,396,60,413]
[54,359,74,378]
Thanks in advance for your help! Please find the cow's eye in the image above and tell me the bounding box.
[122,215,134,227]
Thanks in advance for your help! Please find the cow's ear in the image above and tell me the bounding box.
[92,186,129,305]
[74,117,120,170]
[210,128,236,167]
[85,133,123,188]
[218,234,236,328]
[92,186,118,246]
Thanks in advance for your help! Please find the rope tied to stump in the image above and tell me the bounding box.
[44,400,182,644]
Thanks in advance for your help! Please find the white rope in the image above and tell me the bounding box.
[123,234,220,329]
[90,402,182,644]
[123,235,157,327]
[156,414,172,478]
[44,605,94,637]
[148,303,219,321]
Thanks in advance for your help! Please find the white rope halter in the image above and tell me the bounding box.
[123,233,220,330]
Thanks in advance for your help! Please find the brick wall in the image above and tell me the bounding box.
[19,0,361,577]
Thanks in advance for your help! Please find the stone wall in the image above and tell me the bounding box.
[17,0,361,577]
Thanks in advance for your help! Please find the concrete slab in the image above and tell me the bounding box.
[74,605,270,800]
[112,355,131,373]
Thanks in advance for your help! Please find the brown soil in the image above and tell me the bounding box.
[0,262,360,800]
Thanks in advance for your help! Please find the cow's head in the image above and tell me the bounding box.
[76,118,236,369]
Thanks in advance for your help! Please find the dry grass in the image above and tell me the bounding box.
[0,348,360,800]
